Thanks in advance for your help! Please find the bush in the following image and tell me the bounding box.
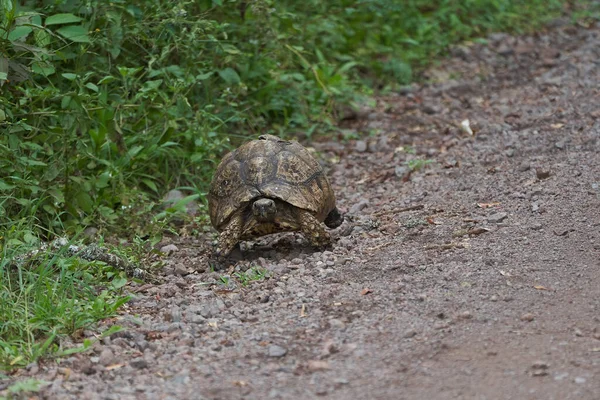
[1,0,583,238]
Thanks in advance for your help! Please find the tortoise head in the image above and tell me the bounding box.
[252,198,277,222]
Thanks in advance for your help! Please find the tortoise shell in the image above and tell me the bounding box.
[208,134,336,231]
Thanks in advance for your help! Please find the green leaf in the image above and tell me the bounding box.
[8,26,32,42]
[195,71,214,81]
[221,44,241,54]
[56,25,91,43]
[62,73,77,80]
[111,277,128,289]
[76,192,94,213]
[61,96,72,109]
[34,28,51,47]
[141,179,158,193]
[85,82,99,92]
[0,109,5,122]
[0,180,15,191]
[218,68,240,85]
[45,13,83,26]
[31,61,55,76]
[0,56,7,81]
[97,76,114,85]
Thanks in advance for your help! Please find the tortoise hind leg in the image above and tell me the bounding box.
[296,209,331,248]
[210,210,244,269]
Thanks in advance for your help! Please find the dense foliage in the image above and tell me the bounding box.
[1,0,579,239]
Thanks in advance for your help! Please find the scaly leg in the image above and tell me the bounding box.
[296,209,332,248]
[210,210,244,269]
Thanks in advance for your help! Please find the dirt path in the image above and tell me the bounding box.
[12,21,600,400]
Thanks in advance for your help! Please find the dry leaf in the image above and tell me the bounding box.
[550,123,564,129]
[233,380,248,387]
[208,321,218,328]
[300,304,307,317]
[592,348,600,352]
[533,285,550,291]
[468,227,490,236]
[106,363,125,371]
[361,288,373,295]
[333,302,342,306]
[477,202,500,208]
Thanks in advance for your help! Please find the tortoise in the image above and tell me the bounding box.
[208,134,343,262]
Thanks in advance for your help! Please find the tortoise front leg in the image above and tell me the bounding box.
[211,210,244,268]
[296,209,332,248]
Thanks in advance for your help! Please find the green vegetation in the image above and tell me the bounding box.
[0,236,129,369]
[233,266,271,286]
[1,0,597,371]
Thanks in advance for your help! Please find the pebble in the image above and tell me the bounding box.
[355,140,368,153]
[307,360,330,372]
[531,360,549,376]
[268,345,288,358]
[536,168,551,180]
[520,313,535,322]
[529,222,543,230]
[459,311,473,320]
[403,329,417,338]
[487,212,508,223]
[518,162,531,172]
[574,377,587,384]
[329,318,346,329]
[161,244,180,255]
[348,199,369,215]
[130,358,149,369]
[173,264,188,276]
[98,348,115,366]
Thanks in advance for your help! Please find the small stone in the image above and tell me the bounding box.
[518,162,531,172]
[306,360,330,372]
[328,318,346,329]
[574,328,583,337]
[490,295,498,302]
[459,311,473,320]
[520,313,535,322]
[531,360,549,376]
[348,199,369,215]
[553,372,569,381]
[487,212,508,223]
[530,223,543,231]
[130,358,149,369]
[355,140,368,153]
[394,165,409,178]
[555,140,566,150]
[268,345,287,358]
[160,244,179,255]
[168,307,182,323]
[423,105,440,115]
[504,149,515,157]
[135,340,149,352]
[403,329,417,338]
[173,264,188,276]
[98,348,115,366]
[536,168,551,180]
[574,377,587,384]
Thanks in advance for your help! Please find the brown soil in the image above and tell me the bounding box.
[6,21,600,400]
